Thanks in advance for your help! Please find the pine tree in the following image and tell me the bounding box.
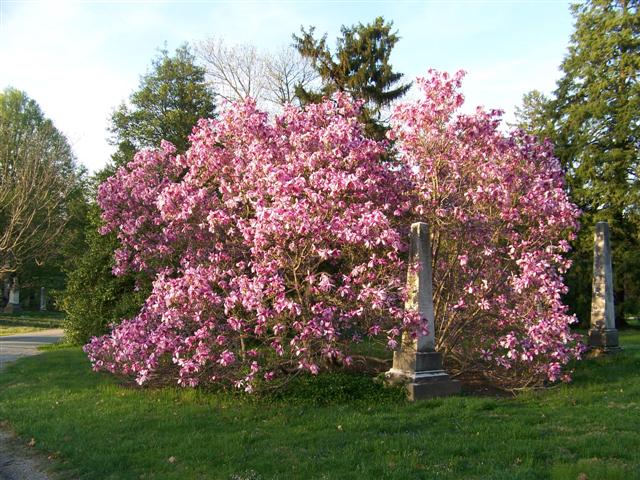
[512,90,554,137]
[516,0,640,326]
[293,17,411,140]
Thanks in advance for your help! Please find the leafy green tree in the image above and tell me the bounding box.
[516,0,640,326]
[61,44,216,343]
[59,200,150,342]
[293,17,411,139]
[110,44,216,166]
[0,88,86,304]
[512,90,553,137]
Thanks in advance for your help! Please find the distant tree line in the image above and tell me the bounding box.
[3,2,637,344]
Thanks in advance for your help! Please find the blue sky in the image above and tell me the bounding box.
[0,0,574,172]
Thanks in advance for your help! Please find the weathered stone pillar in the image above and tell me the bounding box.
[588,221,620,352]
[40,287,47,311]
[386,222,461,400]
[3,277,21,314]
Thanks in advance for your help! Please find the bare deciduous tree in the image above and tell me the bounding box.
[197,39,267,103]
[263,46,318,106]
[0,88,78,278]
[197,40,318,109]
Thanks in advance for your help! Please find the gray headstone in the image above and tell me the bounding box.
[404,222,436,352]
[40,287,46,311]
[3,278,21,314]
[385,222,460,400]
[588,221,620,351]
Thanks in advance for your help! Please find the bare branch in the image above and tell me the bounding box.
[263,46,319,107]
[197,40,319,112]
[197,38,267,104]
[0,109,75,277]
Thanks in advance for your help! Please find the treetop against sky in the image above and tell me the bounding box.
[0,0,573,172]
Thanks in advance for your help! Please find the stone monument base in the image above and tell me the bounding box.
[404,373,462,401]
[588,327,621,353]
[386,351,461,401]
[3,302,21,314]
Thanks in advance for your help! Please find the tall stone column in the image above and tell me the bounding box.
[588,221,620,352]
[40,287,47,311]
[3,277,21,314]
[386,222,461,400]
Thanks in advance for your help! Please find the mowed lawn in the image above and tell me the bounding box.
[0,312,64,336]
[0,325,47,336]
[0,332,639,480]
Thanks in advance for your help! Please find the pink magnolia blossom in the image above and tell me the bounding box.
[85,71,583,391]
[390,69,583,388]
[85,94,414,389]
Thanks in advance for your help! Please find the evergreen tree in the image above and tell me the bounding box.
[61,44,216,343]
[512,90,553,137]
[516,0,640,326]
[293,17,411,139]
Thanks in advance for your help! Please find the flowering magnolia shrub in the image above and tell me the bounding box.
[86,95,418,390]
[85,70,583,391]
[391,70,583,388]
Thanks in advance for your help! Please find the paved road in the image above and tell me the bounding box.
[0,329,64,479]
[0,329,64,371]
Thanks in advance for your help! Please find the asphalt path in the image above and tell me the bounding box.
[0,328,64,480]
[0,329,64,371]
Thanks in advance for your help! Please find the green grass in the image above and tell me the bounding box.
[0,311,63,335]
[0,311,64,329]
[1,332,639,480]
[0,325,49,336]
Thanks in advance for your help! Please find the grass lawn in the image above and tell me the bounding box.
[0,325,49,336]
[1,332,639,479]
[0,312,64,336]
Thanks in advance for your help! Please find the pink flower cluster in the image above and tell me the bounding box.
[85,71,583,390]
[392,70,583,387]
[86,94,415,389]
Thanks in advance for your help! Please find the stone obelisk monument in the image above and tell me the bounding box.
[386,222,461,400]
[588,221,620,352]
[3,277,21,314]
[40,287,47,311]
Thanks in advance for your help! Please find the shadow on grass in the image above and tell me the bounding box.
[567,331,640,389]
[1,348,105,392]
